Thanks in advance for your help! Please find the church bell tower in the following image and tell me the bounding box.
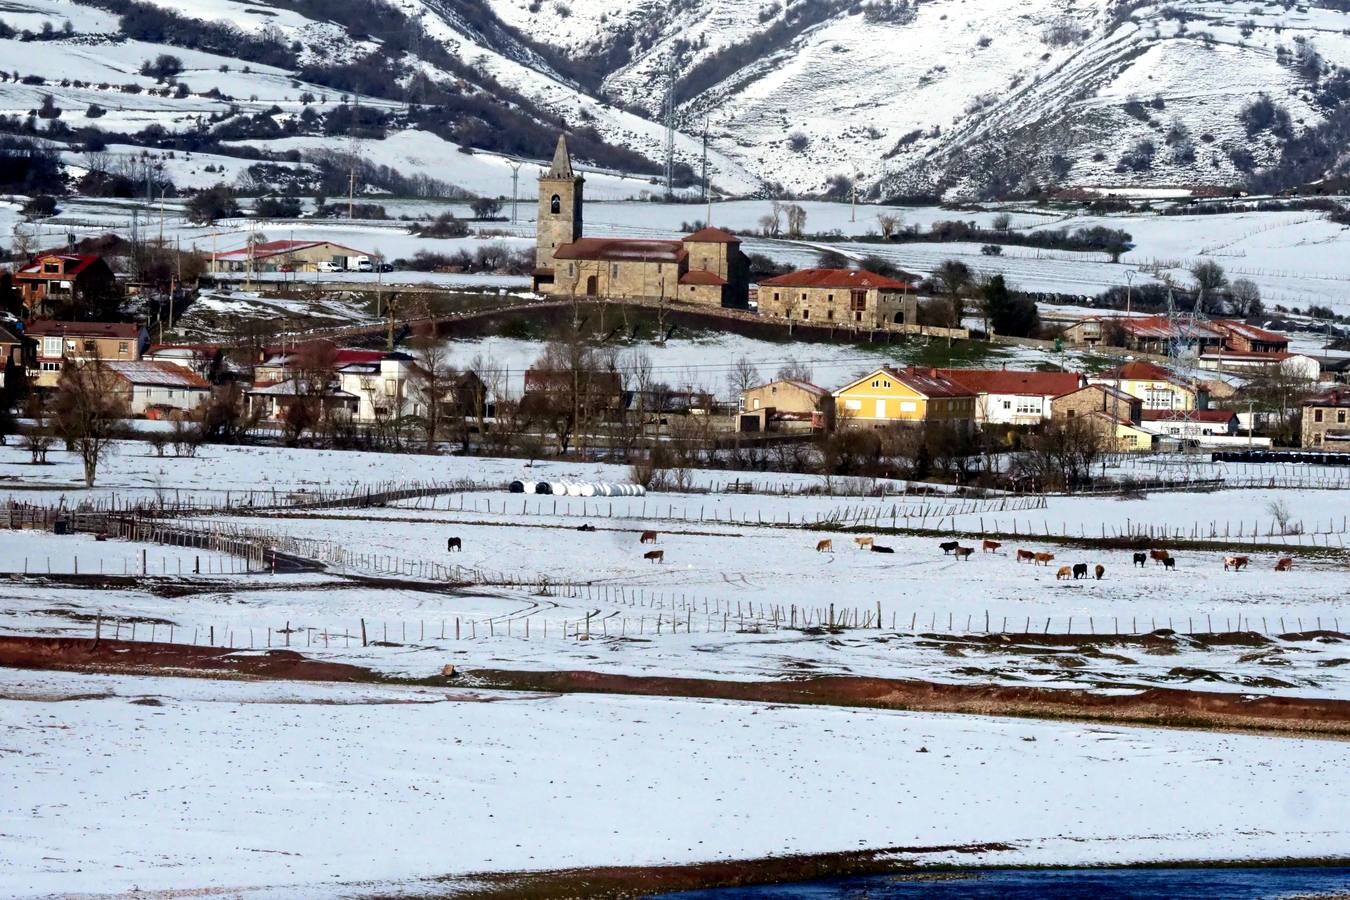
[536,135,584,270]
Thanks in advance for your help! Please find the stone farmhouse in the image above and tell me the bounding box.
[757,268,919,329]
[1302,389,1350,451]
[1050,383,1152,451]
[531,137,749,308]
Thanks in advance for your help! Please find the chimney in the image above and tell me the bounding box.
[929,368,938,378]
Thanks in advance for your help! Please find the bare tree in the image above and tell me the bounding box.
[408,325,456,449]
[876,213,901,239]
[784,203,807,238]
[52,359,126,486]
[776,356,814,384]
[729,355,761,399]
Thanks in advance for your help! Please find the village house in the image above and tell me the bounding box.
[1139,408,1239,442]
[1088,361,1201,411]
[334,351,423,423]
[757,268,920,329]
[246,378,359,422]
[1062,315,1226,355]
[103,360,212,417]
[1051,383,1152,451]
[938,369,1085,426]
[14,253,117,318]
[24,320,145,389]
[520,366,626,419]
[1302,389,1350,451]
[738,379,833,432]
[249,346,423,423]
[208,240,371,274]
[1197,349,1320,381]
[531,137,750,308]
[832,367,976,430]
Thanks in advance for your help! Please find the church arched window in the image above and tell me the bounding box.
[550,194,561,215]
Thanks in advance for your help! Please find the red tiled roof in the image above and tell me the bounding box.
[1141,408,1236,424]
[868,366,975,399]
[1097,361,1184,383]
[940,369,1083,397]
[679,269,727,286]
[24,320,139,339]
[1214,320,1289,345]
[682,227,740,244]
[15,254,104,280]
[760,268,918,290]
[105,360,211,389]
[1116,316,1224,341]
[553,238,687,263]
[1306,390,1350,409]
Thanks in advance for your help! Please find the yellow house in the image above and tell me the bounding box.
[1088,361,1198,411]
[832,366,977,428]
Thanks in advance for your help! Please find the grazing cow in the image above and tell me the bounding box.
[447,537,462,552]
[1150,549,1171,566]
[1275,557,1294,572]
[577,524,596,532]
[1224,555,1249,572]
[854,536,874,550]
[1034,552,1055,567]
[939,540,960,555]
[1016,549,1036,564]
[1094,564,1105,581]
[871,544,895,554]
[954,546,975,560]
[1163,557,1176,571]
[982,539,1002,553]
[640,530,658,544]
[644,550,664,563]
[1133,552,1147,568]
[1072,563,1088,580]
[1056,565,1073,580]
[816,539,834,553]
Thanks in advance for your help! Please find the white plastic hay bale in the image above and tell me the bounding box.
[580,483,596,497]
[565,483,584,497]
[550,481,567,496]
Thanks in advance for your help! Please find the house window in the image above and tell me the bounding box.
[752,398,761,410]
[567,263,576,277]
[1314,433,1324,445]
[850,289,866,311]
[871,380,880,388]
[42,337,61,357]
[883,381,891,388]
[1314,409,1324,423]
[826,309,834,320]
[1340,411,1348,424]
[1003,400,1012,409]
[1016,398,1040,415]
[82,340,97,353]
[773,292,780,302]
[611,264,619,277]
[854,311,862,322]
[899,401,916,413]
[1066,409,1076,418]
[801,309,809,320]
[43,261,60,274]
[844,399,862,411]
[118,342,129,354]
[550,194,561,214]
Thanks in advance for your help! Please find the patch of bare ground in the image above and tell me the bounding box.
[6,634,1350,736]
[410,844,1005,900]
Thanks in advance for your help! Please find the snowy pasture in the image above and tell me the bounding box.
[3,668,1349,899]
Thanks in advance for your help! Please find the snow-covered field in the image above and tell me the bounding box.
[3,667,1349,899]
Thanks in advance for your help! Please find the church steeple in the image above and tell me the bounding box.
[536,133,584,272]
[547,135,575,178]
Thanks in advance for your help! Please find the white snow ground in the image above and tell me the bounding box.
[2,668,1348,899]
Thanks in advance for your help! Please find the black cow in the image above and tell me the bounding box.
[1073,563,1088,580]
[447,537,462,552]
[939,540,960,554]
[577,524,596,532]
[1163,557,1177,570]
[871,544,895,554]
[1133,552,1147,567]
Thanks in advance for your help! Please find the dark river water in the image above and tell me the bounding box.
[654,867,1350,899]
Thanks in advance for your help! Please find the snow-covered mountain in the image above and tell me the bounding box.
[3,0,1349,199]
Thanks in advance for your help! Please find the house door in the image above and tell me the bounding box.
[875,399,886,418]
[585,275,598,296]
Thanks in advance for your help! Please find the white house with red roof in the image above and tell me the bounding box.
[937,369,1086,426]
[208,239,371,274]
[104,360,213,417]
[1139,408,1239,441]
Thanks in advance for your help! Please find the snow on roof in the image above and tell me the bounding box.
[104,360,211,389]
[247,378,358,399]
[760,267,918,290]
[213,240,365,261]
[682,227,740,244]
[553,238,687,263]
[15,254,105,279]
[1213,320,1289,345]
[940,369,1083,397]
[1117,316,1224,341]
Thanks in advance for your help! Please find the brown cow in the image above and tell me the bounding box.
[643,550,664,563]
[1094,564,1105,580]
[954,546,975,560]
[1016,549,1036,563]
[816,539,833,553]
[1055,565,1072,580]
[1275,557,1294,572]
[982,539,1002,553]
[1224,555,1249,571]
[1150,549,1170,565]
[1034,552,1055,566]
[854,536,874,550]
[640,530,658,544]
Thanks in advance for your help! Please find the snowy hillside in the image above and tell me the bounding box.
[3,0,1350,199]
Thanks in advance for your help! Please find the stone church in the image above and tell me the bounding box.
[531,136,750,308]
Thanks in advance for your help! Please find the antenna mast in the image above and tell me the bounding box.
[663,56,676,200]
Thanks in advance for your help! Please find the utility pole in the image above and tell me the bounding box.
[509,162,522,225]
[663,56,676,200]
[348,167,355,220]
[700,114,709,208]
